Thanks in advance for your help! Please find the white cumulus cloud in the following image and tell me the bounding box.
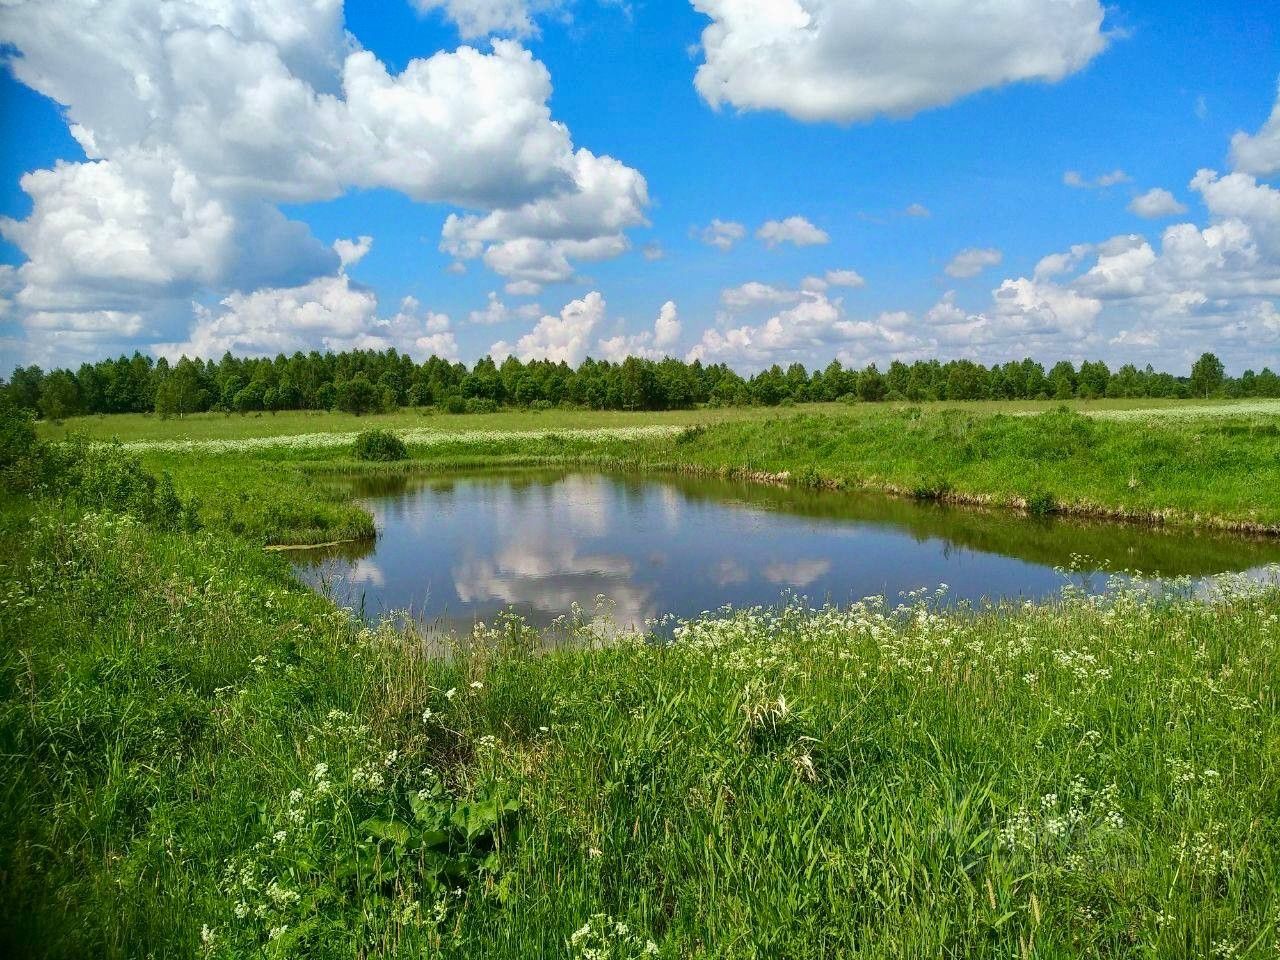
[1127,188,1188,219]
[597,300,682,361]
[0,2,647,361]
[945,247,1003,279]
[691,0,1110,123]
[1230,79,1280,176]
[697,219,747,251]
[756,216,829,248]
[334,235,374,268]
[413,0,558,39]
[467,291,543,325]
[491,290,606,365]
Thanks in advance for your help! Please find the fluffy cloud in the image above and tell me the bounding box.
[156,273,376,359]
[722,269,863,308]
[944,247,1003,278]
[691,0,1109,123]
[1064,169,1130,189]
[491,291,606,364]
[1128,188,1188,219]
[334,235,374,268]
[697,219,747,251]
[688,288,915,367]
[495,293,681,366]
[157,279,459,360]
[467,291,543,325]
[967,168,1280,367]
[597,300,682,361]
[721,281,803,309]
[439,148,649,288]
[0,2,646,360]
[1230,79,1280,176]
[413,0,556,38]
[823,269,866,288]
[904,203,931,218]
[756,216,829,248]
[990,277,1101,337]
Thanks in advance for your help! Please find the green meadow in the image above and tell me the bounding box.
[106,399,1280,545]
[4,398,1280,958]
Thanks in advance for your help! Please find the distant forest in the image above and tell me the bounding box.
[4,349,1276,419]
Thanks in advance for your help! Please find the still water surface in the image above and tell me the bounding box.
[292,470,1280,632]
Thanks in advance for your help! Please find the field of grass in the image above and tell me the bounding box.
[36,396,1280,444]
[114,402,1280,547]
[2,491,1279,957]
[4,400,1280,957]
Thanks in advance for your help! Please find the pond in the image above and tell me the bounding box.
[291,470,1280,633]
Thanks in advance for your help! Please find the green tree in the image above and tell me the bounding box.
[1077,360,1111,399]
[233,382,266,413]
[1048,361,1076,400]
[38,370,83,421]
[335,375,379,415]
[1189,352,1225,398]
[153,358,211,416]
[857,364,887,402]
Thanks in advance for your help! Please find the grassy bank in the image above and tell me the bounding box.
[6,402,1280,957]
[128,404,1280,547]
[3,492,1279,957]
[36,397,1280,445]
[659,407,1280,533]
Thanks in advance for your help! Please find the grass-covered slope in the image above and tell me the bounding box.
[2,493,1280,957]
[137,406,1280,547]
[648,407,1280,532]
[5,401,1280,957]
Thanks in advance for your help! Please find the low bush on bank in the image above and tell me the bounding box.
[354,428,408,462]
[1,398,198,530]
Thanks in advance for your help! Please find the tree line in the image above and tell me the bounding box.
[3,348,1274,420]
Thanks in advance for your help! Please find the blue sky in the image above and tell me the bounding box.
[2,0,1279,373]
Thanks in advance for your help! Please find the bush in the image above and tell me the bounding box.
[353,429,408,462]
[45,440,199,531]
[443,394,466,415]
[0,397,42,491]
[911,476,952,501]
[1025,489,1058,516]
[464,397,499,415]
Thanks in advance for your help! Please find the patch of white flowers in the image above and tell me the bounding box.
[1086,400,1280,422]
[569,914,659,959]
[113,425,687,455]
[999,780,1125,854]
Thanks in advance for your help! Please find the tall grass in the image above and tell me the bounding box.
[5,402,1280,957]
[2,500,1278,957]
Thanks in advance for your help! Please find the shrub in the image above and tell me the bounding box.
[443,394,466,415]
[353,429,408,462]
[0,397,42,491]
[1,429,201,531]
[1025,489,1058,516]
[44,440,198,531]
[795,465,823,489]
[464,397,499,415]
[911,476,953,501]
